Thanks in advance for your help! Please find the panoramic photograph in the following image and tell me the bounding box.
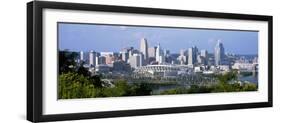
[58,22,259,99]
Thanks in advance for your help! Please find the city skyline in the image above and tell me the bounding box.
[58,23,259,99]
[58,23,258,55]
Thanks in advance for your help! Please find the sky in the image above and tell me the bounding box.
[58,23,258,55]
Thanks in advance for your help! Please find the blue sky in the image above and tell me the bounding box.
[58,23,258,54]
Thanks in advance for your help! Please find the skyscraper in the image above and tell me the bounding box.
[80,51,84,61]
[89,50,96,67]
[139,53,144,67]
[140,38,148,61]
[214,40,225,66]
[98,56,106,65]
[178,49,187,65]
[163,49,170,57]
[188,46,198,65]
[148,47,156,58]
[200,50,208,65]
[156,43,164,64]
[121,51,129,63]
[129,54,141,68]
[201,50,208,58]
[188,48,194,65]
[105,55,115,64]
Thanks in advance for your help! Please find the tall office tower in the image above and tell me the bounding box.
[156,43,161,62]
[80,51,84,61]
[105,55,115,64]
[128,50,133,58]
[193,46,198,62]
[188,47,197,65]
[140,38,148,61]
[129,54,140,68]
[148,47,156,58]
[156,43,164,64]
[197,55,203,64]
[121,51,129,63]
[95,56,99,66]
[139,53,144,67]
[214,40,225,66]
[98,56,106,65]
[201,50,208,58]
[200,50,208,65]
[89,50,96,67]
[163,49,170,57]
[178,49,187,65]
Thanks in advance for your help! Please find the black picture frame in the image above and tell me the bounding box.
[27,1,273,122]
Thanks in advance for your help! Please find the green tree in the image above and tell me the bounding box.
[130,83,152,96]
[103,80,131,97]
[242,83,258,91]
[59,51,78,74]
[59,72,97,99]
[91,75,103,88]
[216,70,238,92]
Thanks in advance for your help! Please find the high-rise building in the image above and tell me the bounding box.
[201,50,208,58]
[164,49,170,57]
[188,46,197,65]
[156,43,164,64]
[121,51,129,63]
[214,40,225,66]
[95,56,99,66]
[178,49,187,65]
[200,50,208,65]
[113,60,131,72]
[105,55,115,64]
[129,54,141,68]
[188,48,193,65]
[98,56,106,65]
[80,51,84,61]
[139,53,144,67]
[140,38,148,61]
[148,47,156,58]
[89,50,96,67]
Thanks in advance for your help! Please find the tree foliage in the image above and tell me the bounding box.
[59,51,78,74]
[59,73,153,99]
[59,72,98,99]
